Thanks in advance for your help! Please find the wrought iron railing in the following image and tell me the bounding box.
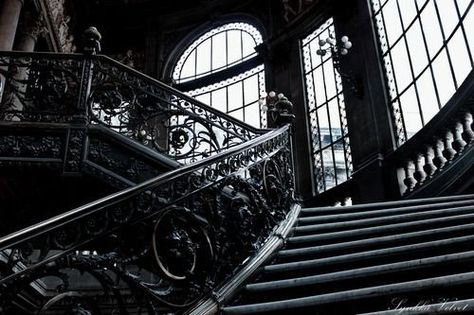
[0,124,294,313]
[0,51,265,163]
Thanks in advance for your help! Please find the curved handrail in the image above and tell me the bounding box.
[0,123,294,311]
[0,125,289,251]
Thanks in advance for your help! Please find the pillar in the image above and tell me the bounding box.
[0,0,23,51]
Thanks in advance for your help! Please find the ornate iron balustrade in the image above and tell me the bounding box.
[0,124,294,314]
[0,51,265,164]
[386,71,474,197]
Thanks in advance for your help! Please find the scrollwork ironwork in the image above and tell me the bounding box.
[0,125,294,314]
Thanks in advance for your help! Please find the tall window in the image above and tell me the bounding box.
[173,22,267,128]
[302,18,353,193]
[372,0,474,145]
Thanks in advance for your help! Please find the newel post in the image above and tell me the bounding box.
[75,26,101,124]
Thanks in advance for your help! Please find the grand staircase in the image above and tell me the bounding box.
[1,42,474,314]
[220,194,474,314]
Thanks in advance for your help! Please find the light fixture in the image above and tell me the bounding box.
[259,91,295,126]
[316,34,362,98]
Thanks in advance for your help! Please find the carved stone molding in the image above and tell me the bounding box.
[38,0,75,52]
[282,0,315,23]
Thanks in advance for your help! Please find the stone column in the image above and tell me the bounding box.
[0,0,23,104]
[14,12,45,52]
[0,0,24,51]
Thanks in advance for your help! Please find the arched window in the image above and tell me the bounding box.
[301,18,353,192]
[172,22,267,128]
[372,0,474,145]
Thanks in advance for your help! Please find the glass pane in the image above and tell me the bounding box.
[399,87,422,137]
[436,0,459,36]
[196,39,211,75]
[420,1,444,59]
[398,0,418,27]
[212,32,227,71]
[317,106,330,147]
[227,30,242,64]
[230,108,243,121]
[244,103,260,128]
[463,5,474,57]
[322,147,336,188]
[383,0,403,47]
[242,32,256,58]
[406,21,428,77]
[328,98,342,141]
[448,27,471,86]
[211,88,227,112]
[391,40,412,92]
[432,49,455,106]
[243,75,258,105]
[313,66,326,106]
[227,81,243,111]
[180,50,196,80]
[195,93,211,105]
[323,60,337,100]
[416,70,439,122]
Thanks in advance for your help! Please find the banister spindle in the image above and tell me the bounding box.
[413,153,426,186]
[422,145,436,178]
[442,130,456,161]
[432,137,447,170]
[452,121,467,153]
[462,111,474,144]
[403,160,416,193]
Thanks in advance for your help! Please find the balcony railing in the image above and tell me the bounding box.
[0,51,266,164]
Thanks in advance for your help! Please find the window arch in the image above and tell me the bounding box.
[172,22,267,128]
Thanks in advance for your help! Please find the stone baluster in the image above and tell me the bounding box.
[413,153,426,187]
[462,111,474,144]
[452,120,467,153]
[442,130,456,161]
[432,137,447,170]
[422,145,436,178]
[403,160,416,194]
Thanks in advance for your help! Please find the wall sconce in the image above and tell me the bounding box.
[316,35,362,98]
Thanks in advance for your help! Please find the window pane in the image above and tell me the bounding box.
[448,27,471,86]
[212,32,227,71]
[302,17,352,193]
[382,0,403,47]
[391,40,412,92]
[436,0,458,36]
[372,0,474,145]
[406,21,428,77]
[420,1,443,58]
[432,50,455,105]
[399,87,422,137]
[196,39,211,75]
[173,22,263,83]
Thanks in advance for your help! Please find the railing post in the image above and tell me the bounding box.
[75,26,101,124]
[63,27,101,175]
